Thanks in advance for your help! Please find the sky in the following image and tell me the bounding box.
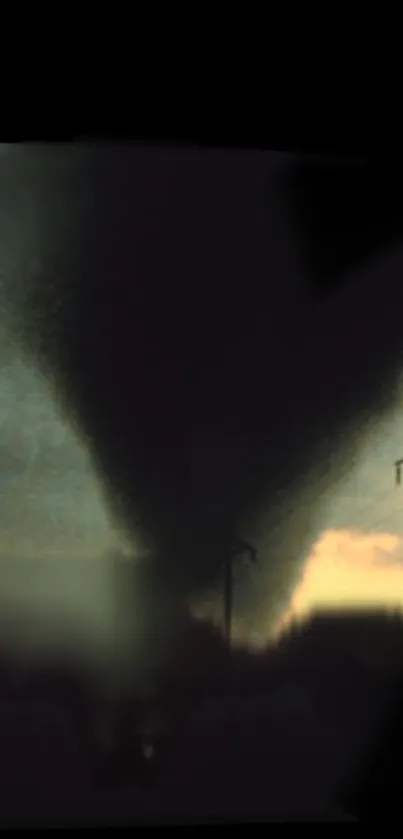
[0,351,116,560]
[1,146,403,694]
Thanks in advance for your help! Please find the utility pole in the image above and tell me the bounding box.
[395,459,403,486]
[223,538,257,652]
[223,551,232,653]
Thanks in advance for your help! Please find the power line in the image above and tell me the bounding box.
[342,459,403,535]
[362,505,403,536]
[313,455,403,534]
[343,487,397,533]
[280,477,396,538]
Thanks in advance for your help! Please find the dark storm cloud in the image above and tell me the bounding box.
[2,144,403,647]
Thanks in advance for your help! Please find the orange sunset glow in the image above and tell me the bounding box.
[273,528,403,639]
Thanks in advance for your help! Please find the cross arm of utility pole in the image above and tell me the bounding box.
[231,538,258,564]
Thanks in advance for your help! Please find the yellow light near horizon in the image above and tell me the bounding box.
[273,528,403,639]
